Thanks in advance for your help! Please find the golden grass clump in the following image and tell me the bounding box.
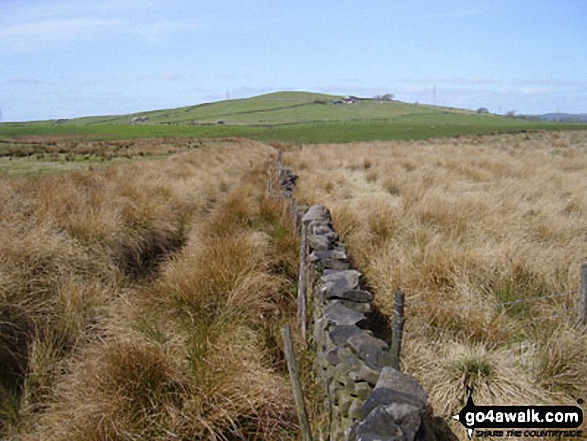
[535,324,587,396]
[24,146,300,440]
[39,339,188,441]
[286,131,587,440]
[1,140,298,438]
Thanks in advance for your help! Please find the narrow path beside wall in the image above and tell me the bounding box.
[276,157,458,441]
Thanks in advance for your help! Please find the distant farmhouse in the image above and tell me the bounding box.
[333,96,359,105]
[129,116,149,124]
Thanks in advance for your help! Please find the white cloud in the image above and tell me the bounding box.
[0,14,124,52]
[0,0,215,52]
[519,87,553,96]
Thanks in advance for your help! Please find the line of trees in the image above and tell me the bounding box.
[374,94,395,102]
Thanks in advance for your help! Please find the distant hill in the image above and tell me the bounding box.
[2,91,586,144]
[539,113,587,123]
[61,91,475,127]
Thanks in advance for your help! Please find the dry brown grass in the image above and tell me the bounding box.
[36,166,299,440]
[0,138,209,160]
[285,131,587,439]
[1,139,300,439]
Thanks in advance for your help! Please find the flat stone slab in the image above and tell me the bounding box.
[349,363,382,387]
[319,270,361,298]
[323,303,366,326]
[330,299,372,314]
[358,369,427,440]
[334,289,373,303]
[309,248,348,262]
[316,259,351,271]
[351,406,403,440]
[301,204,331,225]
[309,222,337,237]
[321,269,361,285]
[354,376,427,441]
[329,325,364,346]
[307,233,333,251]
[346,333,389,366]
[326,347,342,366]
[375,367,427,407]
[322,269,345,276]
[361,387,426,418]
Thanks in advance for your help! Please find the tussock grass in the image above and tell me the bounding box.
[536,324,587,396]
[286,131,587,439]
[1,139,300,439]
[36,164,299,440]
[405,339,550,416]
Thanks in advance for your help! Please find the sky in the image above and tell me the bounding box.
[0,0,586,122]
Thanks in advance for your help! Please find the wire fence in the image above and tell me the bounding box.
[392,288,581,342]
[407,291,573,312]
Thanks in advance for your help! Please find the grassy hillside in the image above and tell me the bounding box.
[28,91,471,126]
[73,91,344,125]
[1,91,585,143]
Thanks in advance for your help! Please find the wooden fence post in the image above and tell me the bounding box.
[579,261,587,326]
[281,325,313,441]
[266,172,272,196]
[298,224,307,341]
[276,149,283,177]
[390,291,405,371]
[291,197,298,231]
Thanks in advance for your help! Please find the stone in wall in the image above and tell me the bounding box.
[350,367,427,441]
[278,168,298,197]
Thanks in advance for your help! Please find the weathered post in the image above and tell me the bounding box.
[291,197,298,231]
[281,325,313,441]
[390,290,406,371]
[579,261,587,325]
[298,223,307,341]
[266,171,272,196]
[276,149,283,177]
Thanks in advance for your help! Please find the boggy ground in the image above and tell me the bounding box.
[284,130,587,440]
[0,138,228,176]
[0,139,302,440]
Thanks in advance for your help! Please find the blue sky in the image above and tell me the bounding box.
[1,0,586,121]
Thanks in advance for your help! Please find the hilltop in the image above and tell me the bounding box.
[60,91,471,126]
[540,113,587,123]
[1,91,585,143]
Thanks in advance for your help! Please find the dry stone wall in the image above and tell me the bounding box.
[301,204,429,441]
[277,162,453,441]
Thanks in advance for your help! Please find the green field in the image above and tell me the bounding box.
[1,91,585,143]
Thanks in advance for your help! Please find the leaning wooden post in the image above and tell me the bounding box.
[390,291,406,371]
[266,172,272,196]
[290,197,298,231]
[579,261,587,326]
[276,149,283,177]
[281,325,313,441]
[298,223,308,341]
